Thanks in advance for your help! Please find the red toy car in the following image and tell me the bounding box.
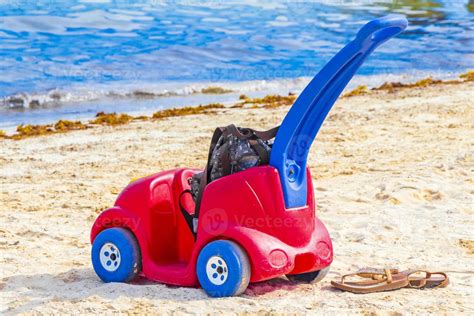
[90,16,407,297]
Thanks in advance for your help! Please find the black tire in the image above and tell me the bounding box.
[286,266,330,283]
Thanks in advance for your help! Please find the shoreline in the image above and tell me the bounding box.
[1,70,472,140]
[2,69,469,110]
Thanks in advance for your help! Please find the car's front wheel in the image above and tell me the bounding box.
[91,227,141,283]
[286,266,330,283]
[196,240,251,297]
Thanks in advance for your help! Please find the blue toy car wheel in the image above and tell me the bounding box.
[91,227,141,283]
[196,240,251,297]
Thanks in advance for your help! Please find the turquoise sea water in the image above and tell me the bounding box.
[0,0,473,130]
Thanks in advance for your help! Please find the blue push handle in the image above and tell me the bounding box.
[270,15,408,208]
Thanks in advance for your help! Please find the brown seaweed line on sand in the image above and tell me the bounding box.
[1,71,472,140]
[343,70,474,97]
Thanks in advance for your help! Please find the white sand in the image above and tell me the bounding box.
[1,82,473,314]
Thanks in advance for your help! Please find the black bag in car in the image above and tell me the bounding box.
[187,124,278,222]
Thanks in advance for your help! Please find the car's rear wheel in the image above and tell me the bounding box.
[196,240,251,297]
[286,266,330,283]
[91,227,141,283]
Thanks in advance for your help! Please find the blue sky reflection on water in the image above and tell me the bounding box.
[0,0,472,128]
